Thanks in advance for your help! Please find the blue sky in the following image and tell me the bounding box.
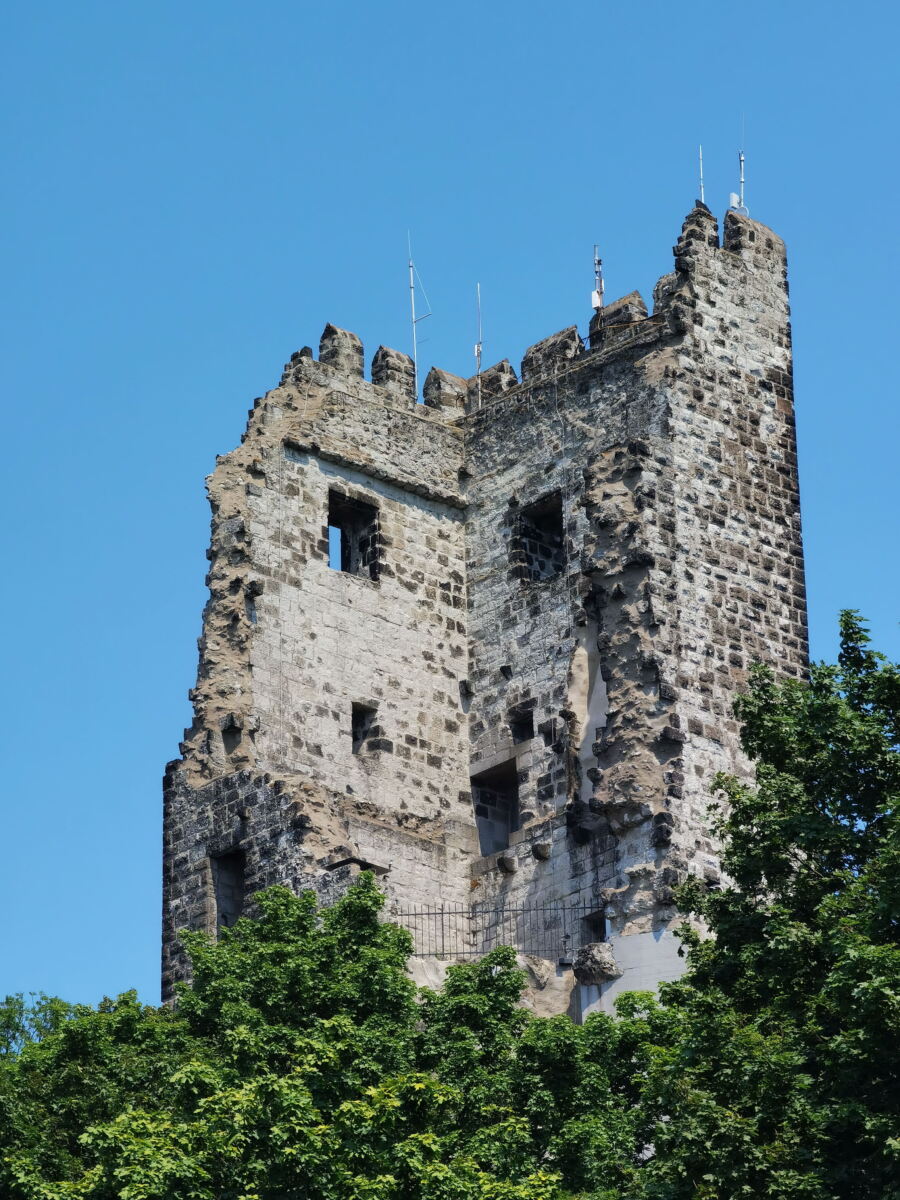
[2,0,897,1005]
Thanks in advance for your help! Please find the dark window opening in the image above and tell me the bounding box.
[328,490,380,580]
[222,720,241,757]
[351,701,379,753]
[509,706,535,743]
[211,850,245,931]
[244,581,262,625]
[582,911,606,943]
[512,491,565,582]
[471,759,520,856]
[540,717,561,749]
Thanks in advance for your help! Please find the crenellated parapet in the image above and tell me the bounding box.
[261,207,788,434]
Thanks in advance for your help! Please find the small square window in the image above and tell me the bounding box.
[509,706,534,743]
[351,701,379,753]
[511,492,565,582]
[582,911,606,943]
[328,490,380,580]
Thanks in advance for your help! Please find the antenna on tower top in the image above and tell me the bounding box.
[728,149,749,216]
[728,116,750,217]
[407,232,432,398]
[591,245,604,312]
[698,144,705,205]
[474,282,483,408]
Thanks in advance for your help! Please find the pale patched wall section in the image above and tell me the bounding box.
[164,205,807,1011]
[247,448,468,818]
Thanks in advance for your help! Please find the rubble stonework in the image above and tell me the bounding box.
[163,205,807,1010]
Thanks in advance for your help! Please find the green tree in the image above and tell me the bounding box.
[3,613,897,1199]
[0,878,656,1199]
[638,613,900,1199]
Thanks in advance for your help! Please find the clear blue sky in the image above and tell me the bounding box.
[2,0,897,1006]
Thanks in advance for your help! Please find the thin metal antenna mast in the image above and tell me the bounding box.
[407,232,432,397]
[591,245,604,312]
[738,148,746,211]
[474,282,483,407]
[728,143,750,217]
[698,144,705,205]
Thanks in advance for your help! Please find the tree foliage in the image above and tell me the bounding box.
[2,613,897,1199]
[0,879,668,1198]
[638,612,900,1198]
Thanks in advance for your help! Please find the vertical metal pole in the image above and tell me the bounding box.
[408,236,418,398]
[739,150,746,211]
[699,144,705,205]
[474,282,483,408]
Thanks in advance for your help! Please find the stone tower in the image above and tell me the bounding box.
[162,204,807,1011]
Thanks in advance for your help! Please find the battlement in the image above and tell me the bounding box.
[163,202,805,1014]
[271,207,788,427]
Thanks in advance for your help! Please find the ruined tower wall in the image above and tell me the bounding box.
[163,335,480,997]
[459,297,687,1000]
[462,329,671,868]
[180,341,468,786]
[163,205,807,1010]
[458,208,806,1004]
[659,208,807,915]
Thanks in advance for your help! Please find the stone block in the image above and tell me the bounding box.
[319,323,364,377]
[371,345,416,401]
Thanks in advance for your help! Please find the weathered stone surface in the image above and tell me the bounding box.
[423,366,467,414]
[371,345,416,401]
[520,326,582,380]
[318,323,363,377]
[163,204,807,1012]
[468,359,517,405]
[573,941,622,984]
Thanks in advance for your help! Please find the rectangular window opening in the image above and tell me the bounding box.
[328,490,380,580]
[582,911,607,944]
[351,701,379,753]
[211,849,245,931]
[509,706,535,743]
[221,720,241,757]
[514,491,565,582]
[471,759,520,857]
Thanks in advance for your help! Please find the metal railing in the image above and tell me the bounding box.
[392,901,603,963]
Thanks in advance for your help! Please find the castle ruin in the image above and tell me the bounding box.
[162,203,807,1014]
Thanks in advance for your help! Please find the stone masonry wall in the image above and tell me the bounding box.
[456,205,805,1007]
[163,331,480,997]
[163,205,807,1011]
